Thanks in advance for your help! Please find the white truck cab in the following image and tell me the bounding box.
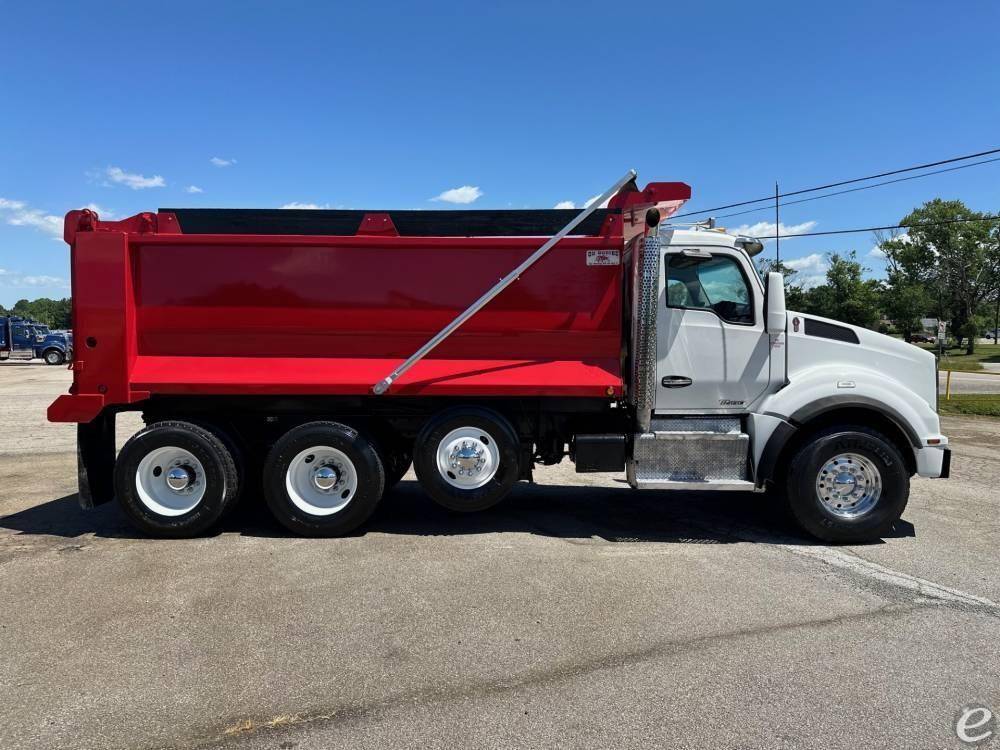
[625,223,948,542]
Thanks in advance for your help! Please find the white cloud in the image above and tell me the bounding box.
[431,185,482,204]
[784,252,828,290]
[21,274,68,287]
[185,185,204,194]
[210,156,236,167]
[0,268,69,288]
[584,194,610,209]
[280,202,331,210]
[730,220,817,241]
[869,231,909,260]
[0,197,62,237]
[0,198,117,239]
[554,200,575,209]
[82,203,115,219]
[105,166,165,190]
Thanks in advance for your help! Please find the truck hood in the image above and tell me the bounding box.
[42,333,70,346]
[786,312,938,410]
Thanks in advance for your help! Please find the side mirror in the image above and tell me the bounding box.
[766,272,786,334]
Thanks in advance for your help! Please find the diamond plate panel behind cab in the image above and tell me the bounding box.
[632,432,750,483]
[631,233,660,431]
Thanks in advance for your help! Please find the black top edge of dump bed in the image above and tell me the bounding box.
[158,208,618,237]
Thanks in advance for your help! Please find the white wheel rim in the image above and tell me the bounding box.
[436,427,500,489]
[285,446,358,516]
[135,446,208,517]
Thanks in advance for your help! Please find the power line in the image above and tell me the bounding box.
[672,146,1000,219]
[713,156,1000,221]
[751,214,1000,241]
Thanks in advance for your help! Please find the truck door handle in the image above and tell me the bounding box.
[661,376,693,388]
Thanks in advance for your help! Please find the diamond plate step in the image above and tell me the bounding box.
[633,478,755,491]
[629,417,751,489]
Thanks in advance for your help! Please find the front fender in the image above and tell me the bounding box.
[760,365,941,444]
[753,365,946,485]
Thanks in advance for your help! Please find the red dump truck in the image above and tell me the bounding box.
[49,171,948,541]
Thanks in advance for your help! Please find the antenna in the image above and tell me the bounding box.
[774,181,780,265]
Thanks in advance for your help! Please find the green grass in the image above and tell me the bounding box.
[919,343,1000,372]
[938,394,1000,417]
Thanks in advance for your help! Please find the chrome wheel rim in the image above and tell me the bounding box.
[436,427,500,489]
[285,446,357,516]
[815,452,882,519]
[136,446,207,516]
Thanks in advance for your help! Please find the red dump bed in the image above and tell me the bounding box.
[49,181,689,423]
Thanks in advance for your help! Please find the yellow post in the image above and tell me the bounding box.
[946,369,953,401]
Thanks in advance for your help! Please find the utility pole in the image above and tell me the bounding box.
[774,182,780,265]
[994,290,999,344]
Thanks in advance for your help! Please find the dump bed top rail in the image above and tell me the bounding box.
[158,208,617,237]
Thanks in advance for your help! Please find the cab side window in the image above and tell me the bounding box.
[665,254,754,325]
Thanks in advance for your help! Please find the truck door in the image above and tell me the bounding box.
[11,323,29,353]
[654,248,770,413]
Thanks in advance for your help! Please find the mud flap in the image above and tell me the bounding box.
[77,411,116,508]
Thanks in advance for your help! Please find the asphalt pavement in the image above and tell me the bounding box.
[939,368,1000,394]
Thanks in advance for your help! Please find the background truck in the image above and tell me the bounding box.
[48,171,949,542]
[1,316,72,364]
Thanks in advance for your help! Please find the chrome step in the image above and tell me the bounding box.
[629,417,751,489]
[632,478,756,491]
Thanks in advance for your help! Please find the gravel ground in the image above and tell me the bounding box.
[0,363,997,749]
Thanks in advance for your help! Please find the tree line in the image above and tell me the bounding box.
[0,298,72,329]
[757,199,1000,354]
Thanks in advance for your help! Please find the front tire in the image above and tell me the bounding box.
[114,421,240,538]
[785,425,910,543]
[43,349,64,365]
[263,421,385,537]
[414,407,520,512]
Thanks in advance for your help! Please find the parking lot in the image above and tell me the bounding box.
[0,363,998,749]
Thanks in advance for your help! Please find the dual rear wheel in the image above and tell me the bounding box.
[114,421,240,538]
[113,408,522,538]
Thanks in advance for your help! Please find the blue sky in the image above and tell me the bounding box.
[1,0,999,306]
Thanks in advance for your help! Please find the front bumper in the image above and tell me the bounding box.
[915,444,950,478]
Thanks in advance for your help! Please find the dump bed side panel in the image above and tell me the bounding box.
[133,236,623,361]
[50,230,627,422]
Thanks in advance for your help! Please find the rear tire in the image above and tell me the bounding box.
[785,425,910,543]
[263,421,385,537]
[180,420,248,515]
[114,421,240,538]
[414,407,520,512]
